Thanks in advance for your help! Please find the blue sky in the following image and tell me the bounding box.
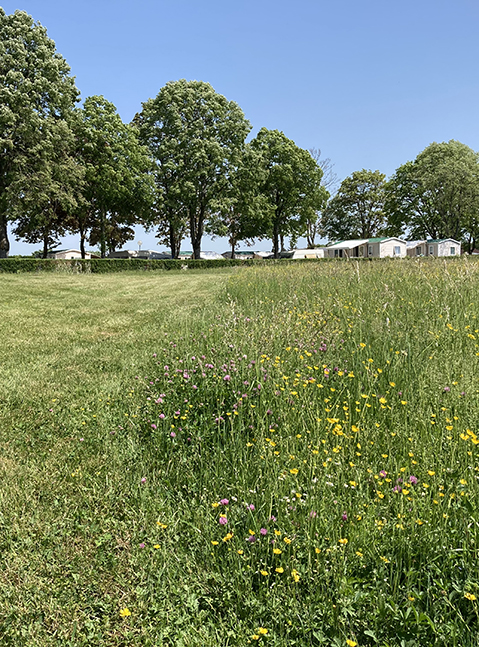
[4,0,479,254]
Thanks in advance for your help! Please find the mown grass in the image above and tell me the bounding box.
[1,259,478,646]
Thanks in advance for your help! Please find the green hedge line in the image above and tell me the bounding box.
[0,256,357,274]
[0,257,264,274]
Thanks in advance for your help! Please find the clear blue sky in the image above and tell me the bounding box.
[4,0,479,254]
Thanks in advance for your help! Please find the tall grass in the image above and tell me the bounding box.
[1,259,478,646]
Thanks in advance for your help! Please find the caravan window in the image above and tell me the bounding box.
[450,247,456,255]
[394,246,401,256]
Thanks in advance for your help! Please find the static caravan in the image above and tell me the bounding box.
[326,239,369,258]
[369,237,407,258]
[290,248,327,259]
[406,240,427,257]
[47,249,91,259]
[326,238,406,259]
[426,239,461,256]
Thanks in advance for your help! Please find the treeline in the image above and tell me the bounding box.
[1,9,479,260]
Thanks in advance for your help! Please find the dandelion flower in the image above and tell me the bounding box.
[275,566,284,573]
[119,608,131,617]
[464,592,477,601]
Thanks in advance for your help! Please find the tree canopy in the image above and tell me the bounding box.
[136,79,251,258]
[385,141,479,250]
[205,143,269,258]
[0,9,78,257]
[74,96,155,257]
[250,129,326,258]
[322,169,386,242]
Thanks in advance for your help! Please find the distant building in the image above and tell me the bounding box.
[222,251,255,259]
[326,237,407,259]
[47,249,91,259]
[253,251,274,259]
[281,248,327,259]
[198,251,224,260]
[108,249,172,259]
[406,239,461,257]
[108,250,138,259]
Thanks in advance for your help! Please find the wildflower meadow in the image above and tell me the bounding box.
[1,258,478,646]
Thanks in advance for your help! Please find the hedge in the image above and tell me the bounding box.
[0,256,355,274]
[0,257,262,274]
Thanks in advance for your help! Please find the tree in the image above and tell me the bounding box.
[136,80,251,259]
[205,144,269,257]
[307,148,339,247]
[250,129,326,258]
[11,116,85,257]
[385,141,479,249]
[322,169,386,242]
[73,96,155,258]
[0,9,79,257]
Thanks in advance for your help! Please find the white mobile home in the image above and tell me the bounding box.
[426,239,461,256]
[326,238,407,259]
[47,249,91,259]
[289,248,327,259]
[406,239,461,257]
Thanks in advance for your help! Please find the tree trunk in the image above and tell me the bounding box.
[42,230,49,258]
[191,207,204,260]
[230,239,235,259]
[280,233,286,252]
[192,237,201,259]
[80,226,86,259]
[0,214,9,258]
[307,222,314,249]
[272,220,280,259]
[100,210,106,258]
[169,223,179,259]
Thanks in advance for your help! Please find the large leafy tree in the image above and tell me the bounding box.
[250,129,326,258]
[322,169,386,242]
[11,116,85,257]
[136,80,251,259]
[385,141,479,249]
[0,9,79,257]
[206,144,269,258]
[73,96,155,258]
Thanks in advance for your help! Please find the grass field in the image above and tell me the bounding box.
[1,259,478,646]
